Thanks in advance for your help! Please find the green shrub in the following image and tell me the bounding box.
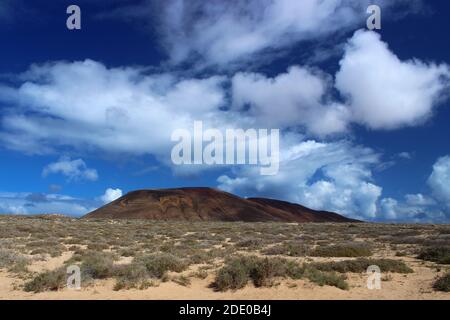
[236,238,263,249]
[113,263,150,290]
[114,262,148,280]
[114,278,157,291]
[262,245,287,256]
[87,243,110,251]
[213,256,349,291]
[263,242,310,257]
[284,242,310,257]
[25,239,59,248]
[23,268,66,293]
[433,273,450,292]
[417,247,450,264]
[81,252,115,279]
[214,260,249,291]
[136,253,189,278]
[303,267,349,290]
[0,249,30,274]
[213,256,304,291]
[249,257,286,287]
[29,247,63,258]
[310,244,372,257]
[119,248,137,257]
[30,248,47,255]
[311,258,413,274]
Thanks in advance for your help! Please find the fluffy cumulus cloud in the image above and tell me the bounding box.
[379,194,445,223]
[0,60,229,162]
[428,156,450,207]
[231,30,450,136]
[232,67,350,136]
[218,149,450,222]
[42,156,98,181]
[100,188,123,204]
[153,0,413,66]
[218,135,382,220]
[336,30,450,130]
[377,156,450,222]
[1,32,447,156]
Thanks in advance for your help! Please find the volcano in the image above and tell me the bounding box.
[83,187,358,223]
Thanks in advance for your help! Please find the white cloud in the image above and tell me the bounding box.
[0,60,229,162]
[0,203,28,215]
[336,30,450,130]
[2,31,448,161]
[100,188,123,204]
[299,180,382,219]
[42,156,98,182]
[154,0,413,66]
[428,156,450,207]
[231,31,450,136]
[379,194,445,222]
[232,67,350,136]
[376,155,450,222]
[218,135,382,219]
[398,152,412,160]
[0,191,94,216]
[405,193,436,207]
[379,198,399,220]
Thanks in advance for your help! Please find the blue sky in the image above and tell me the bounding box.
[0,0,450,222]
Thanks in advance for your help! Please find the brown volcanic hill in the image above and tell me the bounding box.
[83,188,357,223]
[246,198,357,223]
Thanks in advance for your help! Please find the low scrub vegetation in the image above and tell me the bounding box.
[311,258,413,274]
[0,249,30,274]
[213,256,348,291]
[213,256,303,291]
[433,273,450,292]
[136,253,189,278]
[113,253,190,290]
[80,251,116,279]
[113,262,158,291]
[417,247,450,264]
[263,242,310,257]
[310,244,372,257]
[23,268,66,293]
[303,267,349,290]
[235,238,264,249]
[0,215,445,296]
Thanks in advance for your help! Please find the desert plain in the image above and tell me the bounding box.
[0,215,449,300]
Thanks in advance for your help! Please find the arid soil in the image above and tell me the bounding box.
[0,215,449,300]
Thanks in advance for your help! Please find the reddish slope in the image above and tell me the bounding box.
[83,188,358,223]
[247,198,359,223]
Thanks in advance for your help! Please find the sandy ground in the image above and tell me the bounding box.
[0,253,449,300]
